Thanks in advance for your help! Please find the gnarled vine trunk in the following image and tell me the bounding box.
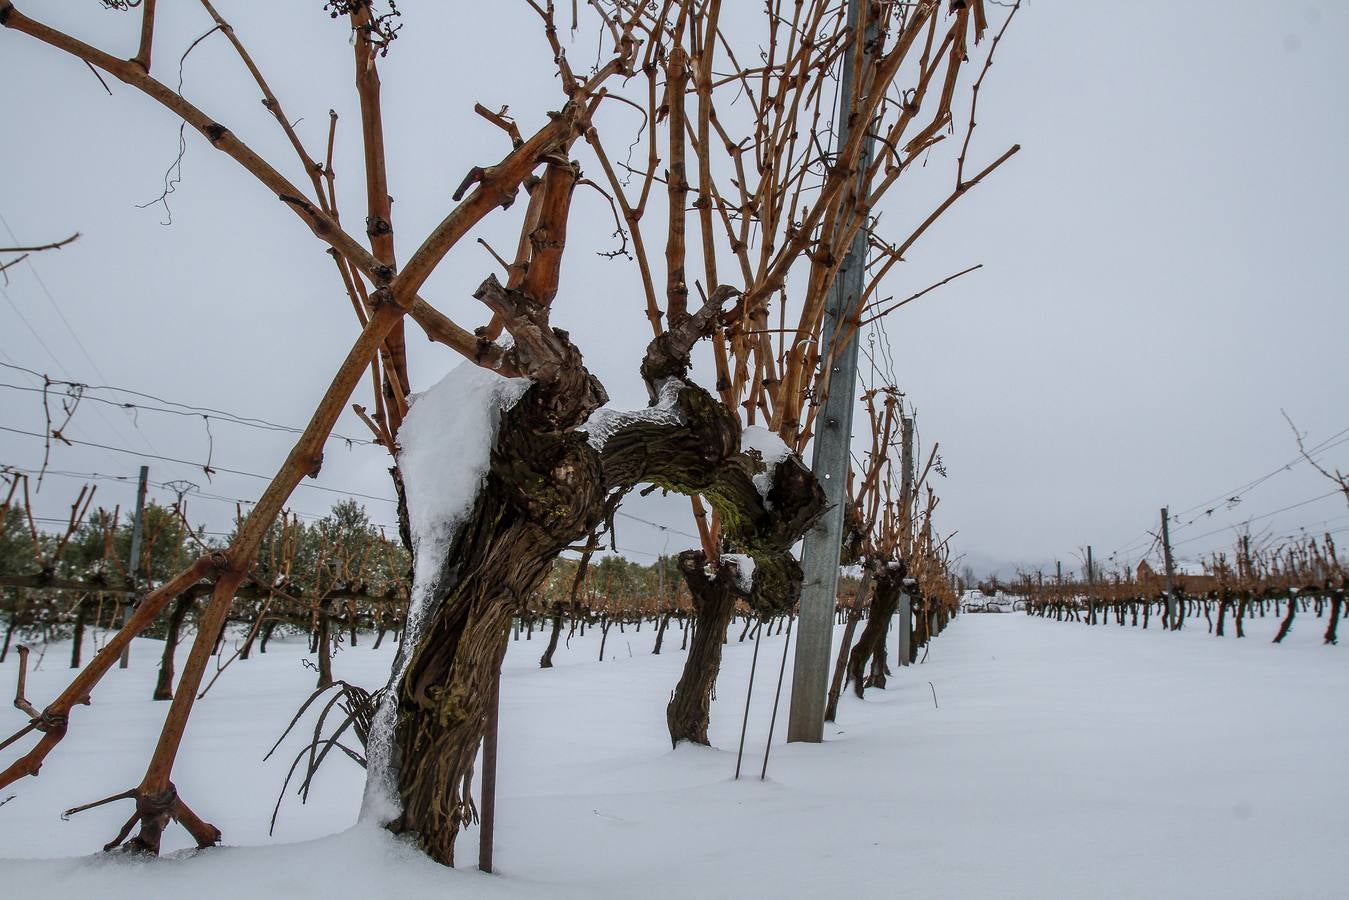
[847,562,906,698]
[666,553,742,746]
[384,372,606,866]
[379,288,823,865]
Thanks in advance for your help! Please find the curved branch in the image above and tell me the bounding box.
[0,3,532,369]
[595,377,824,612]
[0,232,79,254]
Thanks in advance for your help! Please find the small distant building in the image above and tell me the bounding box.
[1135,559,1217,594]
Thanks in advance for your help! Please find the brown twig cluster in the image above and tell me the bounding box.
[822,387,958,718]
[1,0,1018,864]
[1014,532,1346,645]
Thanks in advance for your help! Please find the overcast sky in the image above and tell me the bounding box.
[2,1,1346,578]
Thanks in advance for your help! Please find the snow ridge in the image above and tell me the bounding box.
[740,425,791,505]
[721,553,756,593]
[361,361,531,822]
[581,377,685,450]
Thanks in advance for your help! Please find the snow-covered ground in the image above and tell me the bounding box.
[1,610,1344,898]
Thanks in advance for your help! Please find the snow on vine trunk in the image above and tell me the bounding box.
[720,553,756,593]
[740,425,791,505]
[580,377,684,450]
[361,361,530,823]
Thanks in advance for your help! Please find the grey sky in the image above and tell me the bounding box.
[2,1,1346,578]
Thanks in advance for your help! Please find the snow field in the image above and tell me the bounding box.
[0,609,1344,898]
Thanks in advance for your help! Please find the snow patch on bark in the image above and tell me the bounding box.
[721,553,756,593]
[581,378,684,450]
[740,426,791,505]
[362,361,530,823]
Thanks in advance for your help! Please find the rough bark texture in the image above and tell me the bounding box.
[592,372,823,747]
[847,562,906,698]
[665,552,741,746]
[387,374,606,867]
[385,295,823,864]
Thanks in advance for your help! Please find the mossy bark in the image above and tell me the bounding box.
[593,379,822,748]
